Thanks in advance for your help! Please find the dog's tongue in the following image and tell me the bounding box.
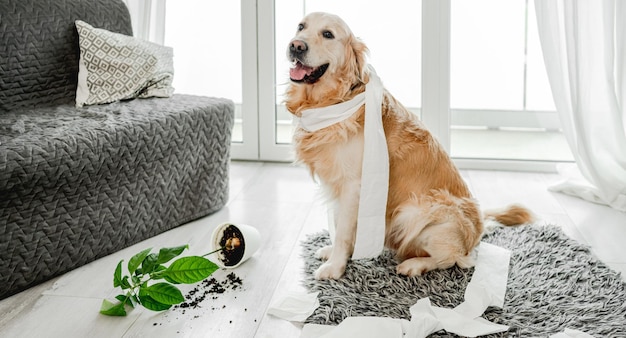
[290,62,314,81]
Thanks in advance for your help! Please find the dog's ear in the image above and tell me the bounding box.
[345,36,369,84]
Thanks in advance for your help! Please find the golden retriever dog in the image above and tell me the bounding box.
[285,12,533,280]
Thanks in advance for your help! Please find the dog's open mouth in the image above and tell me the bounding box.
[289,61,329,84]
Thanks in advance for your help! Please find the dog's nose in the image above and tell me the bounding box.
[290,40,308,55]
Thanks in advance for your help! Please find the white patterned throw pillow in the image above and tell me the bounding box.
[75,20,174,107]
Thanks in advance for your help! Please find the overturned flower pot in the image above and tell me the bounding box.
[210,223,261,268]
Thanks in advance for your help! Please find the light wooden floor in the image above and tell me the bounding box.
[1,161,625,338]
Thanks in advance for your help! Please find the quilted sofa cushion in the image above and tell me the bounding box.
[0,94,234,299]
[0,0,132,111]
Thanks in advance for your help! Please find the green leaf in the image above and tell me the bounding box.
[115,294,135,308]
[145,283,184,305]
[131,275,141,285]
[141,253,159,274]
[165,256,219,284]
[128,248,152,274]
[163,274,181,284]
[150,265,169,281]
[99,299,127,316]
[156,245,189,264]
[113,260,123,287]
[120,276,131,290]
[138,288,172,312]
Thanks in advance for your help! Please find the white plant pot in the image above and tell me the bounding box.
[210,223,260,268]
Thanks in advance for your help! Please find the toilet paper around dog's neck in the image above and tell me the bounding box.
[296,65,388,259]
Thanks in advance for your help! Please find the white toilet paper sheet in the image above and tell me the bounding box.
[550,328,596,338]
[266,291,320,322]
[268,241,518,337]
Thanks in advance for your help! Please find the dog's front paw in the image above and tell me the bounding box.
[314,261,346,280]
[315,245,333,260]
[396,259,428,277]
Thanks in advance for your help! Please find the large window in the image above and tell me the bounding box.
[164,0,258,159]
[164,0,573,168]
[165,1,242,140]
[449,0,572,162]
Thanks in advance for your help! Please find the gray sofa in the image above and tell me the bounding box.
[0,0,234,299]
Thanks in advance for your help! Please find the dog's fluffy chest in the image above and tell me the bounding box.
[295,123,365,191]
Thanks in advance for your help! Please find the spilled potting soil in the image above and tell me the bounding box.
[174,272,243,312]
[154,271,249,328]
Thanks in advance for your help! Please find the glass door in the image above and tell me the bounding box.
[164,0,259,159]
[449,0,573,164]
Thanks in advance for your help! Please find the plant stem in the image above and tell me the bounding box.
[202,246,226,257]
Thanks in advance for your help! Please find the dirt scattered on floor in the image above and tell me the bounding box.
[153,271,257,331]
[173,272,244,313]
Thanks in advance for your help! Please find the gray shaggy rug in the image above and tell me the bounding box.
[300,225,626,337]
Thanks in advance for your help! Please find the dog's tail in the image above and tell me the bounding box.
[483,204,534,226]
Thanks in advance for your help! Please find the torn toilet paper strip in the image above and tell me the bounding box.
[299,306,596,338]
[550,328,596,338]
[299,296,508,338]
[268,241,513,337]
[351,66,387,259]
[294,65,388,260]
[300,298,442,338]
[266,291,320,322]
[454,242,510,318]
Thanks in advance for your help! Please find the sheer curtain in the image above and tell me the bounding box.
[123,0,166,44]
[535,0,626,212]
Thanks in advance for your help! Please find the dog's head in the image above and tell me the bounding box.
[286,12,368,112]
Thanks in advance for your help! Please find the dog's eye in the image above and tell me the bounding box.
[322,30,334,39]
[297,23,304,31]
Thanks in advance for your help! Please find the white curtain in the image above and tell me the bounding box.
[123,0,166,44]
[535,0,626,212]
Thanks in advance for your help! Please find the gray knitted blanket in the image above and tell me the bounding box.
[301,225,626,337]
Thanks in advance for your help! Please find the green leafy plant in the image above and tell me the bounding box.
[100,244,225,316]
